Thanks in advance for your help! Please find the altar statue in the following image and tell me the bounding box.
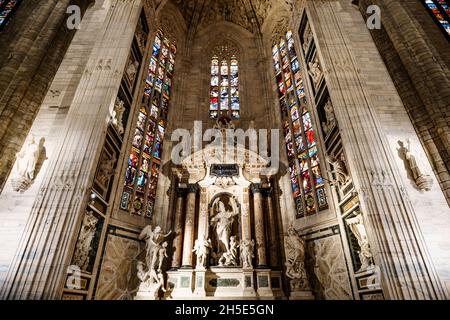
[139,225,172,272]
[284,225,310,291]
[211,199,239,253]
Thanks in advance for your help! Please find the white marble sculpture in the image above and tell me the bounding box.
[397,139,432,191]
[326,154,349,186]
[322,99,336,136]
[284,225,310,291]
[136,225,172,299]
[73,211,98,271]
[12,135,41,191]
[111,98,126,135]
[139,225,172,272]
[218,236,239,266]
[240,239,255,269]
[193,237,212,269]
[211,199,239,253]
[346,213,374,273]
[308,58,322,85]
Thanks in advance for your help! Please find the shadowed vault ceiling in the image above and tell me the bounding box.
[170,0,276,33]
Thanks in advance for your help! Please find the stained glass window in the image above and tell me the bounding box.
[272,30,328,218]
[0,0,22,30]
[424,0,450,35]
[120,30,176,218]
[210,52,239,119]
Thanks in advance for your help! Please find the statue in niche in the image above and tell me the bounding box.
[210,198,239,254]
[284,225,310,291]
[136,225,171,299]
[322,99,336,136]
[97,154,115,186]
[126,59,139,83]
[397,139,432,191]
[303,24,313,52]
[73,211,98,271]
[308,58,322,85]
[193,237,212,269]
[218,236,239,267]
[326,154,349,186]
[346,213,374,273]
[240,239,255,269]
[111,98,126,135]
[12,134,42,192]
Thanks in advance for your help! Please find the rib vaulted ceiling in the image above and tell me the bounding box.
[170,0,276,33]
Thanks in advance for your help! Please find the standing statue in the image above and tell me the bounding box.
[15,135,40,181]
[211,199,239,253]
[138,225,172,274]
[346,214,374,272]
[136,225,171,299]
[308,58,322,85]
[397,139,432,191]
[240,239,255,269]
[111,98,126,135]
[72,211,98,271]
[284,225,310,291]
[326,154,349,186]
[322,99,336,136]
[193,237,212,269]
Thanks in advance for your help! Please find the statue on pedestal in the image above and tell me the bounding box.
[12,134,42,192]
[240,239,255,269]
[193,237,212,269]
[397,139,432,191]
[346,213,374,273]
[284,225,310,291]
[135,225,172,299]
[211,199,239,253]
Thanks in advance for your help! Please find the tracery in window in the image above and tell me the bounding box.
[272,30,327,218]
[209,45,239,119]
[120,30,176,218]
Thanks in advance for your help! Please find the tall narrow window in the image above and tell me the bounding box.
[120,30,176,218]
[272,30,327,218]
[424,0,450,36]
[210,47,239,119]
[0,0,22,30]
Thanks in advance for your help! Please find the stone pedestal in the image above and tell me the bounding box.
[165,269,194,299]
[255,269,274,298]
[193,269,207,297]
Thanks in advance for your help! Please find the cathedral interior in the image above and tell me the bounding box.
[0,0,449,300]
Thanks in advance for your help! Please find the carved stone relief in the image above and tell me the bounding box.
[306,234,353,300]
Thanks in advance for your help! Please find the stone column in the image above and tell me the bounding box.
[170,186,186,270]
[251,184,267,268]
[264,188,279,268]
[0,0,143,300]
[307,0,446,299]
[240,187,252,242]
[181,184,198,268]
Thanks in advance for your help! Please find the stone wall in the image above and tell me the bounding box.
[359,0,450,205]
